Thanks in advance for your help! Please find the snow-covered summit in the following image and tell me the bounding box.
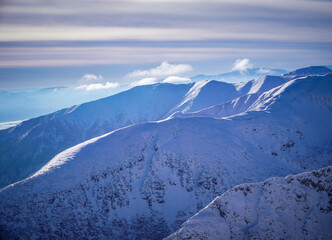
[166,166,332,240]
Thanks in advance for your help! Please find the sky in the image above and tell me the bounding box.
[0,0,332,90]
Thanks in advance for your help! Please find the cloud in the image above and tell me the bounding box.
[130,78,157,87]
[78,73,104,85]
[256,68,272,74]
[128,61,193,79]
[76,81,119,91]
[232,58,253,72]
[162,76,191,84]
[81,74,103,81]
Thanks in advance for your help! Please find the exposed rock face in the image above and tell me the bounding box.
[166,166,332,240]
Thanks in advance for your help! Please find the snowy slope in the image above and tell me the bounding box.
[170,93,261,119]
[0,66,330,189]
[166,166,332,240]
[0,83,191,188]
[167,80,240,115]
[0,74,331,239]
[168,76,288,115]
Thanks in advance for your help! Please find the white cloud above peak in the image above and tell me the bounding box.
[128,61,193,79]
[163,76,191,84]
[76,81,119,91]
[232,58,253,72]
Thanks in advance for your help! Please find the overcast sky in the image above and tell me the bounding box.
[0,0,331,89]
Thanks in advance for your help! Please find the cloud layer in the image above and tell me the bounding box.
[0,46,314,68]
[0,0,331,88]
[0,0,331,43]
[0,0,331,69]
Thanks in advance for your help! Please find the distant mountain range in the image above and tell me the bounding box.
[0,86,126,122]
[0,66,331,239]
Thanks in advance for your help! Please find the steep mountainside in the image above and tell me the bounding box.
[166,166,332,240]
[0,74,331,239]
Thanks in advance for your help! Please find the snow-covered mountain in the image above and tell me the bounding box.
[167,66,331,116]
[172,67,332,120]
[166,166,332,240]
[0,73,331,239]
[2,67,326,188]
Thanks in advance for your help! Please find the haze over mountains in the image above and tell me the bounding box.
[0,66,331,239]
